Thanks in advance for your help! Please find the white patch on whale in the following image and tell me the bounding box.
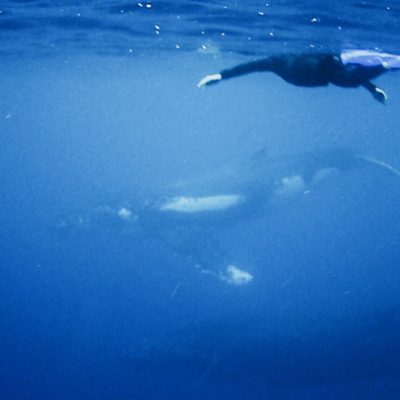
[118,207,133,220]
[160,194,244,213]
[200,265,253,285]
[274,175,306,197]
[117,207,139,224]
[224,265,253,285]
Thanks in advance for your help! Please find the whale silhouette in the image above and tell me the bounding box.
[54,147,400,279]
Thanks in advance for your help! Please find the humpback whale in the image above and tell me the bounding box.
[51,148,400,395]
[54,147,400,280]
[150,147,400,220]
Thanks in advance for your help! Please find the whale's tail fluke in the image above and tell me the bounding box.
[356,155,400,179]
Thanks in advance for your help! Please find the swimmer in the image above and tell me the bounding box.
[198,50,400,103]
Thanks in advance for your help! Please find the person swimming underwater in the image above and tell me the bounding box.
[197,50,400,104]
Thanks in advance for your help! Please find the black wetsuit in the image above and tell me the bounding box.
[220,53,386,89]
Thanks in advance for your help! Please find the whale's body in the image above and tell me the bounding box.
[54,147,400,270]
[149,148,399,222]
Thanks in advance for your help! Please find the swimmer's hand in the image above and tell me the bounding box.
[372,87,388,104]
[197,73,222,88]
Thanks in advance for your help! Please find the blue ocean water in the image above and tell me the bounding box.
[1,1,400,399]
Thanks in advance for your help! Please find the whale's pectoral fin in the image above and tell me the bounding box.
[362,81,387,104]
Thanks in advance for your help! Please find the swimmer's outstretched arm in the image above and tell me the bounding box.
[362,81,387,104]
[197,58,275,88]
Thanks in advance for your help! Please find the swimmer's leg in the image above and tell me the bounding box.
[362,81,387,104]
